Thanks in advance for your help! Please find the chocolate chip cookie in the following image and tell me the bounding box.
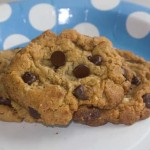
[3,30,129,126]
[0,49,38,123]
[0,49,23,122]
[73,50,150,126]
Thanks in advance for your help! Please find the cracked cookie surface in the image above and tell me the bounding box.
[73,50,150,126]
[3,30,128,125]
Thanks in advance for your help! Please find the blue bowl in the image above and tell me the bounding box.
[0,0,150,60]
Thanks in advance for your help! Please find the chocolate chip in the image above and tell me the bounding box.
[131,76,141,85]
[81,107,101,122]
[73,65,90,78]
[85,107,101,121]
[51,51,66,67]
[142,94,150,108]
[0,97,11,107]
[22,72,37,85]
[88,55,102,65]
[73,85,88,100]
[28,107,41,119]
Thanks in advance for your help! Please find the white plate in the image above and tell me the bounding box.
[0,120,150,150]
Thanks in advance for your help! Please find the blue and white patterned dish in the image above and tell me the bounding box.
[0,0,150,60]
[0,1,150,150]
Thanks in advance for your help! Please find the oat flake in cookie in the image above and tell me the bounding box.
[73,50,150,126]
[3,30,130,126]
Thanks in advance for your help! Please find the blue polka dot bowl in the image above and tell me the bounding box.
[0,0,150,60]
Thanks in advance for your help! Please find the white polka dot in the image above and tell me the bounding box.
[29,3,56,31]
[91,0,120,11]
[0,3,12,22]
[126,12,150,39]
[3,34,30,49]
[74,23,99,37]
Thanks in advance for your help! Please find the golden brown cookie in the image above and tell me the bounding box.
[0,49,38,123]
[3,30,128,126]
[73,50,150,126]
[0,49,22,122]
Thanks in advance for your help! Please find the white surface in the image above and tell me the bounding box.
[0,120,150,150]
[91,0,120,11]
[3,34,30,49]
[126,0,150,8]
[0,3,12,22]
[126,11,150,38]
[74,22,100,37]
[29,3,56,31]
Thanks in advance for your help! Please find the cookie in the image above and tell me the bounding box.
[3,30,129,126]
[0,49,22,122]
[73,50,150,126]
[0,49,37,122]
